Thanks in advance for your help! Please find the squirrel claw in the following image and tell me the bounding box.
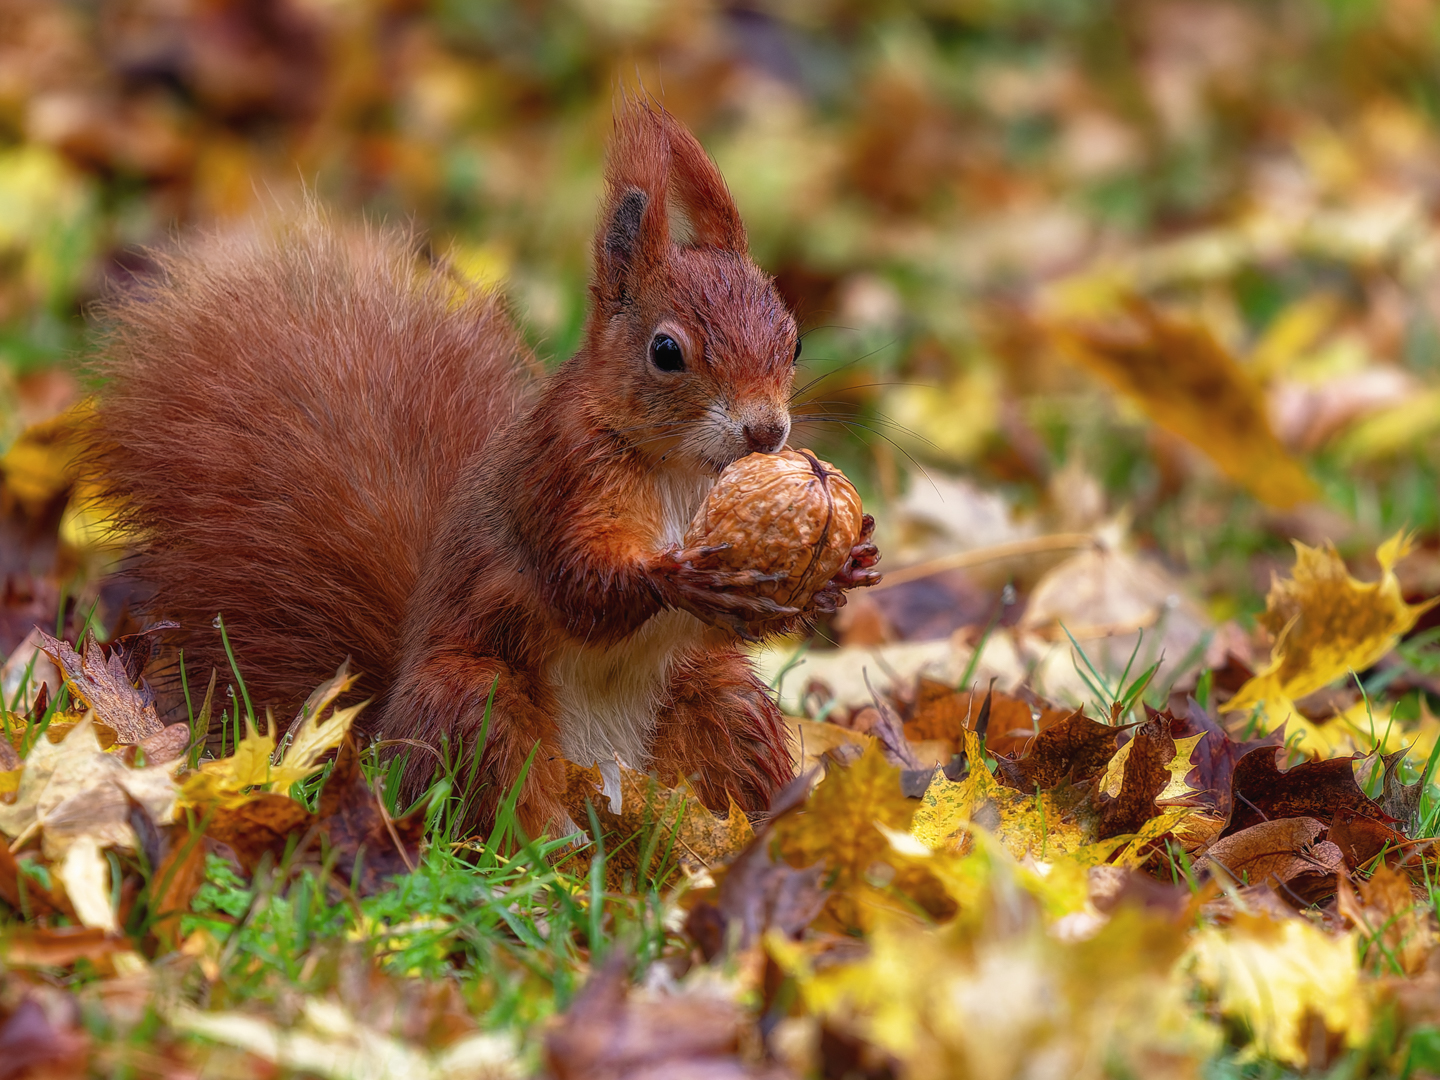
[799,518,882,616]
[653,548,800,631]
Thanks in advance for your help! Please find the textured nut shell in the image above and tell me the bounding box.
[684,449,864,607]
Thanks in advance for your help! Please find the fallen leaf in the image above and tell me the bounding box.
[1225,533,1436,728]
[0,997,88,1077]
[1199,818,1343,894]
[787,718,872,779]
[1225,747,1391,836]
[0,713,180,860]
[563,761,757,882]
[547,957,765,1080]
[35,628,164,744]
[56,834,115,932]
[1169,698,1285,822]
[1189,912,1371,1067]
[1328,810,1409,871]
[1337,864,1434,974]
[170,998,519,1080]
[1,925,129,968]
[148,826,208,954]
[771,742,930,929]
[1043,297,1316,507]
[774,902,1216,1080]
[905,682,1071,757]
[993,710,1118,791]
[204,794,315,875]
[137,724,190,766]
[318,737,425,897]
[685,781,827,960]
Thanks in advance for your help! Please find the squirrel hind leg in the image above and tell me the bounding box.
[383,651,569,843]
[650,650,794,815]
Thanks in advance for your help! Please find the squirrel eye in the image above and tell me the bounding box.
[793,338,802,362]
[650,333,685,373]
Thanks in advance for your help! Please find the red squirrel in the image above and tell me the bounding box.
[88,103,880,835]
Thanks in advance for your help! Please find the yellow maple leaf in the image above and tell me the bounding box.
[913,725,1093,862]
[1042,298,1316,508]
[772,897,1217,1080]
[771,741,923,929]
[1188,913,1371,1066]
[0,399,91,508]
[180,673,363,810]
[1224,532,1435,733]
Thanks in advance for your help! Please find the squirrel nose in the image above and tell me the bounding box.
[743,419,789,454]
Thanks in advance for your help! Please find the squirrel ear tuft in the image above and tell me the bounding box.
[595,102,748,297]
[595,104,672,296]
[660,114,747,254]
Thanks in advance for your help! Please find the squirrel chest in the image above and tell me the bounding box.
[545,471,712,773]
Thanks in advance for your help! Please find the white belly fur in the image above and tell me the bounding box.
[549,468,713,775]
[550,606,706,771]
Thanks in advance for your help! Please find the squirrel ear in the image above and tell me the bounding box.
[660,113,748,254]
[595,104,749,301]
[595,105,672,298]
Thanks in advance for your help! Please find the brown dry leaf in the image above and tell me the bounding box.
[1169,698,1286,822]
[1225,747,1390,836]
[1329,810,1410,871]
[993,709,1118,791]
[205,793,315,874]
[1043,297,1316,507]
[136,723,190,766]
[0,841,64,917]
[1095,718,1197,839]
[1225,532,1435,727]
[1200,818,1343,893]
[686,849,827,961]
[547,958,775,1080]
[563,759,756,877]
[0,996,89,1077]
[904,681,1070,757]
[685,778,827,960]
[2,925,128,968]
[0,713,180,860]
[1338,864,1434,975]
[34,628,163,744]
[318,737,424,897]
[148,827,208,954]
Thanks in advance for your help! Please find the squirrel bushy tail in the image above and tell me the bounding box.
[88,212,534,716]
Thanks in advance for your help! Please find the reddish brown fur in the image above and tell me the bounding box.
[89,103,877,836]
[88,212,532,719]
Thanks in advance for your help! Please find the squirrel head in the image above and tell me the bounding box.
[580,102,798,476]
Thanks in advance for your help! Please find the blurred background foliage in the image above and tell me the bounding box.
[6,0,1440,650]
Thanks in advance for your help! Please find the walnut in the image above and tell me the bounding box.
[684,449,863,607]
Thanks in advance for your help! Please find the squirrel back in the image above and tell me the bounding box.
[89,213,534,715]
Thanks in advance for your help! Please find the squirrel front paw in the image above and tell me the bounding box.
[651,546,801,639]
[804,513,881,615]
